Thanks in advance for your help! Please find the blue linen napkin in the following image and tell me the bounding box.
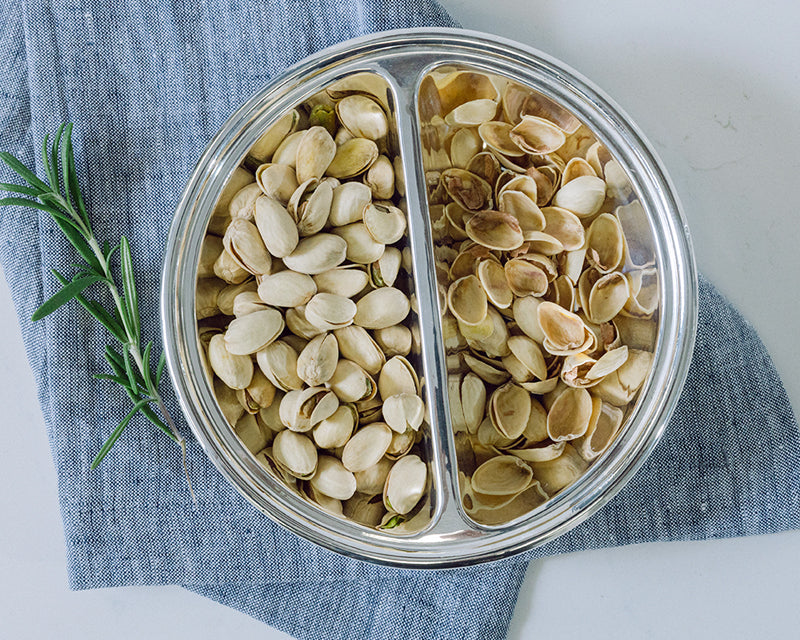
[1,1,798,639]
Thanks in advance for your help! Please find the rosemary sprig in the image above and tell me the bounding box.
[0,124,193,498]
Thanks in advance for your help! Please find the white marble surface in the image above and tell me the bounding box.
[2,1,800,638]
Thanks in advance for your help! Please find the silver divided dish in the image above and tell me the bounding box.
[161,28,697,567]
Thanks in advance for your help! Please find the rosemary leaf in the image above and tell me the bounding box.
[0,151,51,191]
[0,182,41,198]
[91,398,150,469]
[119,236,140,343]
[31,274,103,321]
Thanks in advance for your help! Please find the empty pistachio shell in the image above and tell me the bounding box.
[272,429,318,479]
[329,181,372,226]
[353,287,410,329]
[333,222,385,264]
[224,308,285,355]
[341,422,393,472]
[334,325,386,375]
[363,202,406,245]
[444,98,498,126]
[450,127,483,168]
[586,213,625,273]
[305,293,357,331]
[446,274,488,326]
[296,333,339,386]
[313,404,357,450]
[311,455,357,500]
[441,168,493,211]
[489,382,532,440]
[295,126,337,183]
[529,443,588,494]
[509,115,566,154]
[313,266,369,298]
[504,258,548,297]
[465,210,524,251]
[463,353,510,386]
[256,163,299,205]
[541,206,585,252]
[588,272,630,323]
[574,401,624,460]
[282,233,347,274]
[383,455,427,515]
[507,336,548,381]
[479,120,526,157]
[326,138,379,179]
[472,455,533,496]
[336,95,389,140]
[512,296,546,343]
[537,301,593,355]
[257,271,317,307]
[552,175,606,218]
[254,196,299,258]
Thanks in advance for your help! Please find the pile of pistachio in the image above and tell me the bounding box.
[421,70,658,525]
[196,77,429,530]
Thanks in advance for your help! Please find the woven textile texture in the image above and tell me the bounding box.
[0,1,798,639]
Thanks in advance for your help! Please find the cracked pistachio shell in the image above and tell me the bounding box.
[547,387,593,441]
[247,109,299,164]
[213,248,249,284]
[279,387,339,432]
[229,182,264,221]
[333,222,385,265]
[255,163,299,205]
[334,325,385,376]
[313,404,357,450]
[326,138,379,179]
[311,455,357,501]
[234,412,268,453]
[363,202,406,245]
[341,422,393,472]
[198,234,223,279]
[552,175,606,218]
[336,94,389,140]
[370,246,402,288]
[196,278,225,320]
[282,233,348,275]
[305,293,357,331]
[256,340,304,391]
[296,333,339,387]
[223,218,272,275]
[284,305,323,340]
[353,287,410,329]
[223,308,284,355]
[329,359,376,403]
[373,325,412,358]
[257,271,317,308]
[208,334,253,390]
[382,393,425,433]
[383,455,427,515]
[354,456,393,496]
[213,167,254,218]
[254,196,298,259]
[217,279,257,315]
[296,180,333,237]
[242,368,277,410]
[343,493,386,527]
[313,266,369,298]
[214,377,245,425]
[329,181,372,227]
[364,154,395,200]
[271,130,305,168]
[232,291,271,317]
[295,126,337,184]
[272,429,318,479]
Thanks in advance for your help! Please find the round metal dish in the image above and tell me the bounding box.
[161,28,697,567]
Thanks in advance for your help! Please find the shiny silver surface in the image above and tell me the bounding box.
[161,28,697,567]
